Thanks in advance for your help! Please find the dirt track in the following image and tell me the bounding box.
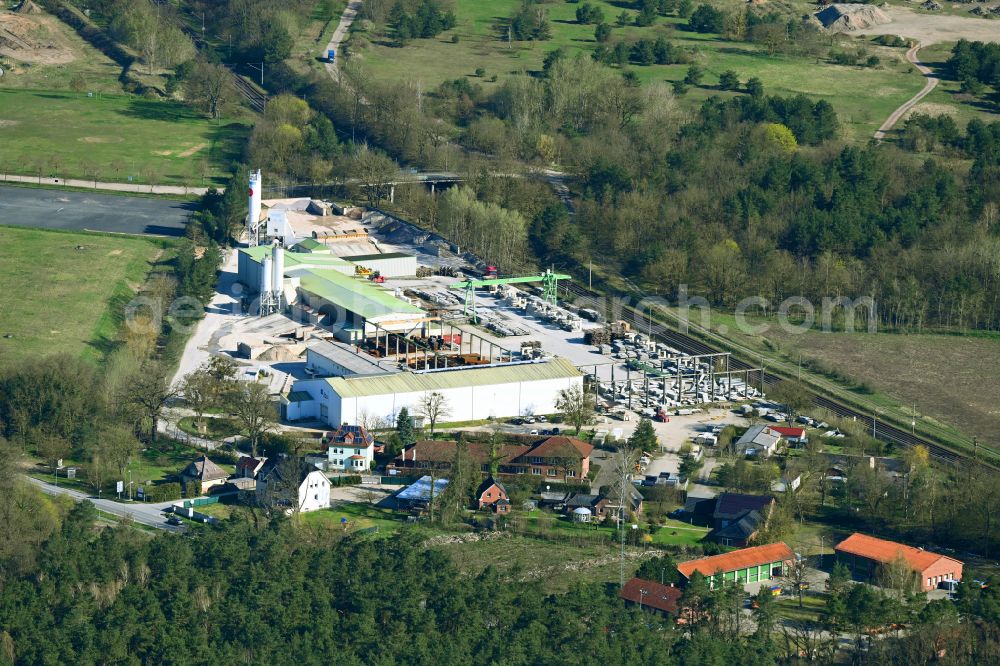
[873,43,939,140]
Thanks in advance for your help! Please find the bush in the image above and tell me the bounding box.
[147,482,182,502]
[684,64,704,86]
[718,69,739,90]
[595,22,611,43]
[330,475,363,486]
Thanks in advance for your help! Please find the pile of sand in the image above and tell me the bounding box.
[0,9,76,65]
[815,3,893,31]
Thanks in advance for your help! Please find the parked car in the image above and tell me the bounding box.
[529,429,539,435]
[166,515,182,526]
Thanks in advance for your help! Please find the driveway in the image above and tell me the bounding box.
[27,476,184,532]
[170,247,243,387]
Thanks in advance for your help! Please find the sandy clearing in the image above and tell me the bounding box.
[79,136,122,144]
[176,142,207,158]
[0,11,77,65]
[851,5,1000,44]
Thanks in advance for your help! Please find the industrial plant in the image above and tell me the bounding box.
[218,171,762,431]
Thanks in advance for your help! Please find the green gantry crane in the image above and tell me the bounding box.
[450,269,571,322]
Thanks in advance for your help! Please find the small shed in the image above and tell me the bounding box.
[572,507,592,523]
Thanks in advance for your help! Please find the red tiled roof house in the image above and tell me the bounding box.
[834,533,963,592]
[620,578,683,616]
[475,475,510,514]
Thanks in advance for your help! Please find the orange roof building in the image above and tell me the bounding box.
[834,533,963,592]
[677,542,795,589]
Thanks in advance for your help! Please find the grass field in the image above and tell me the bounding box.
[0,226,174,366]
[651,519,711,547]
[0,89,249,186]
[28,438,230,497]
[433,533,627,593]
[301,502,406,534]
[349,0,933,141]
[907,41,999,130]
[666,306,1000,446]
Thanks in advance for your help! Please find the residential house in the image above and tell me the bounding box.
[565,493,609,519]
[620,577,683,617]
[389,435,593,482]
[734,425,784,457]
[256,460,331,513]
[236,455,266,479]
[179,456,229,494]
[325,424,375,473]
[834,532,963,592]
[680,496,717,527]
[710,492,776,547]
[769,426,808,446]
[476,475,510,514]
[565,487,643,521]
[677,542,795,589]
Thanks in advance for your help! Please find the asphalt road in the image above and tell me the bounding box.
[0,184,193,236]
[27,476,184,532]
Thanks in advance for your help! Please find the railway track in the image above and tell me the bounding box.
[561,281,965,465]
[229,72,266,113]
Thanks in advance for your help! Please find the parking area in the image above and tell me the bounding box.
[0,184,192,236]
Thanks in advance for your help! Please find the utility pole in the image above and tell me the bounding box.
[248,62,264,86]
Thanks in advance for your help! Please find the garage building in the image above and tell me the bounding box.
[677,542,795,589]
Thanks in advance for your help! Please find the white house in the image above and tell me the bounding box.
[283,358,583,428]
[735,424,784,457]
[325,424,375,473]
[256,461,331,513]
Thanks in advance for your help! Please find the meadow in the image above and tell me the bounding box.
[0,226,172,366]
[349,0,936,141]
[0,89,248,187]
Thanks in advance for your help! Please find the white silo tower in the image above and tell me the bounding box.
[271,243,285,309]
[247,169,262,247]
[259,253,277,316]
